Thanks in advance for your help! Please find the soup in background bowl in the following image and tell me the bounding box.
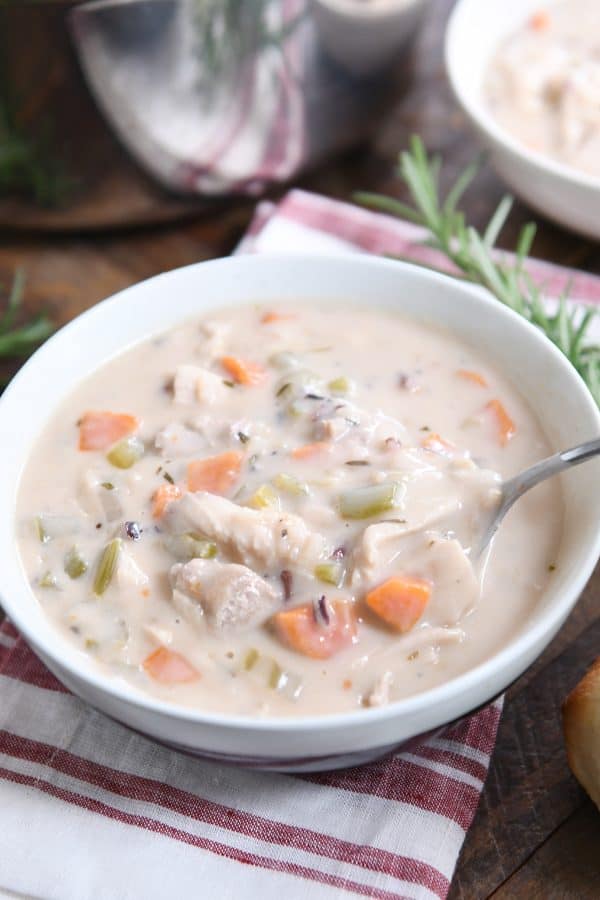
[1,255,599,770]
[485,0,600,179]
[445,0,600,240]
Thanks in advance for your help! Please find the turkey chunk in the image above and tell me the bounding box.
[353,461,500,584]
[448,458,502,508]
[165,491,327,571]
[77,469,123,522]
[312,403,406,449]
[173,365,227,406]
[117,548,149,591]
[354,526,478,627]
[156,417,273,458]
[170,558,279,635]
[199,319,231,357]
[155,423,207,458]
[352,494,460,585]
[366,671,393,707]
[352,521,422,585]
[424,538,480,626]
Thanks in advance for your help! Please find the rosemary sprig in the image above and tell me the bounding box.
[0,269,53,385]
[0,85,74,208]
[356,136,600,406]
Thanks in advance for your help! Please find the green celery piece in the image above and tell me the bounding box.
[107,436,144,470]
[39,571,59,589]
[338,482,400,519]
[93,538,121,596]
[328,376,352,395]
[244,648,259,670]
[247,484,279,509]
[64,547,88,580]
[164,533,217,561]
[314,562,345,587]
[272,473,309,496]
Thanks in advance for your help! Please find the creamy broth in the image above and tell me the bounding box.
[16,303,562,717]
[485,1,600,178]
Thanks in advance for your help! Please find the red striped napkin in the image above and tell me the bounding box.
[2,190,598,900]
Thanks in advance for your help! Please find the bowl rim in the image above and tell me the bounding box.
[2,252,600,734]
[444,0,600,192]
[312,0,428,22]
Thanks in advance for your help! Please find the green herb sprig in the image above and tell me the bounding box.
[0,97,73,209]
[356,136,600,405]
[0,269,53,385]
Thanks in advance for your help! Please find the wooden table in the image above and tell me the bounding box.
[1,0,600,895]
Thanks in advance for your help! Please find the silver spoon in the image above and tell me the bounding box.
[478,436,600,556]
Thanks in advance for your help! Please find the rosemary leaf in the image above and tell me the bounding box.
[0,91,74,208]
[354,191,423,225]
[0,269,53,382]
[0,315,53,356]
[0,266,24,335]
[483,196,513,250]
[355,136,600,406]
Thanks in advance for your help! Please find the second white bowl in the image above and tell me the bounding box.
[445,0,600,240]
[311,0,430,76]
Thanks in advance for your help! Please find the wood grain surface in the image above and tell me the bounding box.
[1,1,599,896]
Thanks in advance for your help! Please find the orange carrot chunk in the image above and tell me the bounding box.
[366,576,431,633]
[486,399,516,446]
[143,647,200,684]
[79,411,139,451]
[272,600,356,659]
[221,355,268,386]
[261,311,295,325]
[420,432,455,455]
[187,451,244,495]
[291,441,330,461]
[530,9,550,30]
[456,369,488,388]
[152,483,183,519]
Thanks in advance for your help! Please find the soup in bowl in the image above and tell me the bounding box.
[445,0,600,240]
[1,255,599,770]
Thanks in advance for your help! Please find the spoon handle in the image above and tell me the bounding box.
[479,436,600,556]
[504,436,600,501]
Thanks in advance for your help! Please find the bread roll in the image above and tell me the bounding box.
[563,658,600,810]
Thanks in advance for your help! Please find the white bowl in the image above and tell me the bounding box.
[311,0,430,76]
[445,0,600,240]
[1,255,599,772]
